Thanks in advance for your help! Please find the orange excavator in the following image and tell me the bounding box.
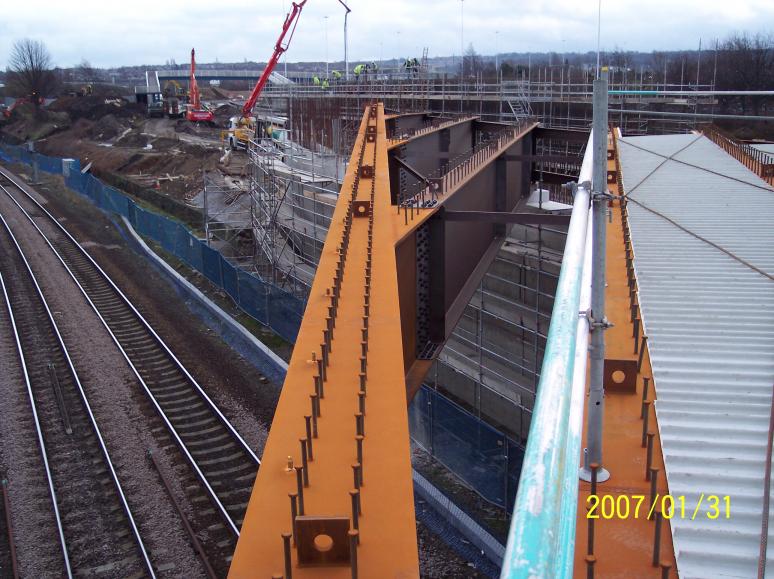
[2,96,41,119]
[186,48,214,124]
[226,0,307,149]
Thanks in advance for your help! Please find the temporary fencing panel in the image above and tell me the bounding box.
[160,218,177,253]
[237,270,268,324]
[37,153,63,174]
[267,285,303,343]
[409,384,525,512]
[1,143,305,343]
[201,245,223,286]
[221,260,240,303]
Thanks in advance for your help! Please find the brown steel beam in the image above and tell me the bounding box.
[503,154,582,164]
[534,171,576,185]
[442,210,571,225]
[534,126,591,143]
[392,156,431,186]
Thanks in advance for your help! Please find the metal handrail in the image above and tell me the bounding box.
[704,125,774,185]
[501,134,594,578]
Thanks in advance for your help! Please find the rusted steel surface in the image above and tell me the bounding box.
[231,104,420,577]
[231,106,537,577]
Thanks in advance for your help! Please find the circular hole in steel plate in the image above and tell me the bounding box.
[314,534,334,553]
[612,370,626,384]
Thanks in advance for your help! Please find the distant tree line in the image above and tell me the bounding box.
[459,31,772,115]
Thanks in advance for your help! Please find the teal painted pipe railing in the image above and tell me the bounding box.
[500,135,594,578]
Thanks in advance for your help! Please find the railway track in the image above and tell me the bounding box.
[0,168,260,574]
[0,213,155,578]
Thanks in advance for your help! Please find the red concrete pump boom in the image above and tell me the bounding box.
[241,0,308,119]
[187,48,214,123]
[190,48,200,110]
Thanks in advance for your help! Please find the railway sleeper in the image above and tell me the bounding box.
[207,486,253,502]
[124,343,165,356]
[134,353,172,366]
[110,327,149,339]
[163,400,207,414]
[140,366,180,378]
[184,432,232,448]
[171,417,220,432]
[74,553,146,578]
[203,462,256,479]
[96,303,134,316]
[153,390,200,404]
[188,441,237,456]
[193,451,246,468]
[147,375,188,388]
[163,407,211,421]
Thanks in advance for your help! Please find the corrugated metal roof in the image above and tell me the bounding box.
[618,133,774,579]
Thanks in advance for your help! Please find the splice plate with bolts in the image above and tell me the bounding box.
[352,200,371,218]
[296,516,351,566]
[604,359,638,394]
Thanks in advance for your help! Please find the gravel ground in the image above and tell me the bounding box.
[0,182,207,577]
[2,165,501,578]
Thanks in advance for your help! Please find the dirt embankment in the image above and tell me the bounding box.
[3,95,235,202]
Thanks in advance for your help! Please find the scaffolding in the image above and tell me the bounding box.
[200,171,253,266]
[262,75,722,135]
[247,136,341,299]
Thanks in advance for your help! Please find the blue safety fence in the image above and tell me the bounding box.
[1,144,64,174]
[410,384,524,512]
[0,143,304,343]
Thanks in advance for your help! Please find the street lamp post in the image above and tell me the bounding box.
[495,30,499,78]
[336,1,352,80]
[324,16,329,77]
[460,0,465,77]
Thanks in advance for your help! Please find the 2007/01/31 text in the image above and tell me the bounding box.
[587,493,731,520]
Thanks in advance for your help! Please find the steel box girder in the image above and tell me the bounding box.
[391,121,545,397]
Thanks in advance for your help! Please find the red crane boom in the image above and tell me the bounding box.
[241,0,308,119]
[187,48,214,123]
[190,48,200,110]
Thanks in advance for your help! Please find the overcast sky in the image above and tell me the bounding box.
[2,0,773,69]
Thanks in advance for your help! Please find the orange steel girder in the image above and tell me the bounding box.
[230,105,535,578]
[230,104,419,578]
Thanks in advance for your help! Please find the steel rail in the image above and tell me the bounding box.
[0,272,72,578]
[0,212,157,577]
[0,170,256,538]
